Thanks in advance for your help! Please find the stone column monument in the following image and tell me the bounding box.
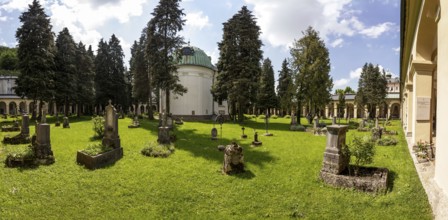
[33,103,55,164]
[102,100,121,148]
[158,110,171,144]
[321,125,349,175]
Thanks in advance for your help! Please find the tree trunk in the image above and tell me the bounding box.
[238,102,244,122]
[165,89,170,114]
[297,101,302,125]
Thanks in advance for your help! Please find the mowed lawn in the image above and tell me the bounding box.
[0,116,432,219]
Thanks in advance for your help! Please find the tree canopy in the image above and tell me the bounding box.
[148,0,186,113]
[290,26,332,119]
[355,63,388,118]
[277,59,294,115]
[15,0,56,117]
[257,58,277,112]
[213,6,263,121]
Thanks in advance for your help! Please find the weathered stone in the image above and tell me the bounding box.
[76,148,123,170]
[63,117,70,128]
[32,123,54,164]
[321,125,349,174]
[332,117,337,125]
[219,142,244,174]
[211,127,218,140]
[2,114,31,144]
[128,116,140,128]
[241,127,247,139]
[252,132,262,146]
[320,167,389,193]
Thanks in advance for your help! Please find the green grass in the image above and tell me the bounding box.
[0,116,432,219]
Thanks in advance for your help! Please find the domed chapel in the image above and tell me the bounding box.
[159,45,228,119]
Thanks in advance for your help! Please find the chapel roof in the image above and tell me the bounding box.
[177,46,216,70]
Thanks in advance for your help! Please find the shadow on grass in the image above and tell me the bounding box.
[231,169,256,179]
[175,127,277,169]
[387,170,397,193]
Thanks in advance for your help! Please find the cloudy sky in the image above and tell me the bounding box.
[0,0,400,92]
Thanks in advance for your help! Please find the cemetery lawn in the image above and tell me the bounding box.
[0,116,432,219]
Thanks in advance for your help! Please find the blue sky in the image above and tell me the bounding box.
[0,0,400,92]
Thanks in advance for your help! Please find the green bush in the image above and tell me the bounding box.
[271,115,278,119]
[258,115,266,119]
[141,142,175,158]
[350,136,375,175]
[81,143,113,156]
[6,146,34,160]
[92,116,105,139]
[290,124,306,131]
[377,136,398,146]
[284,115,291,119]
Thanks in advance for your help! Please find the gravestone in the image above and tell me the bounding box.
[55,113,60,127]
[291,113,297,125]
[313,116,319,129]
[128,116,140,128]
[320,125,349,174]
[21,114,30,136]
[375,117,379,128]
[332,116,337,125]
[218,142,244,174]
[211,128,218,140]
[251,131,262,146]
[32,103,55,164]
[63,117,70,128]
[241,127,247,139]
[2,114,31,144]
[102,101,121,148]
[174,117,183,125]
[158,110,171,144]
[264,111,273,136]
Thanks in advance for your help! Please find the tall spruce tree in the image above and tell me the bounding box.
[15,0,56,118]
[257,58,277,113]
[213,6,263,122]
[149,0,186,114]
[131,31,149,110]
[290,26,332,120]
[277,59,294,116]
[94,35,128,110]
[54,27,77,116]
[74,41,95,116]
[355,63,388,118]
[145,19,161,119]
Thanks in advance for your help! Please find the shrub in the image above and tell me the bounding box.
[377,136,398,146]
[271,115,278,119]
[6,146,34,161]
[284,115,291,119]
[290,124,306,131]
[92,116,105,139]
[81,143,113,156]
[350,136,375,175]
[258,115,266,120]
[141,142,175,158]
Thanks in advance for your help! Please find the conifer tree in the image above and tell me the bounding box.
[290,26,332,120]
[213,6,263,122]
[15,0,56,118]
[355,63,387,118]
[148,0,186,113]
[257,58,277,113]
[54,27,77,116]
[74,42,95,116]
[277,59,294,116]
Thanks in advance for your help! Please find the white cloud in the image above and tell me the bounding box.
[359,22,393,38]
[334,78,349,87]
[349,67,362,79]
[393,47,400,55]
[0,41,7,46]
[225,1,232,9]
[0,11,8,21]
[243,0,397,48]
[185,11,212,30]
[330,38,344,48]
[0,0,31,12]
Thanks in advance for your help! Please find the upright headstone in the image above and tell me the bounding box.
[321,125,349,174]
[55,113,60,127]
[211,127,218,140]
[33,103,54,164]
[252,131,262,146]
[241,127,247,139]
[314,116,319,129]
[332,116,337,125]
[375,117,379,128]
[290,112,297,125]
[102,100,121,148]
[21,114,30,136]
[63,117,70,128]
[158,110,171,144]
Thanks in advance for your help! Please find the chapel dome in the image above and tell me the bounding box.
[177,46,216,70]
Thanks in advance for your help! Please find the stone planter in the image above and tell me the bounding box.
[77,147,123,170]
[320,167,389,193]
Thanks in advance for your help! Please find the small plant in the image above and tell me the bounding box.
[6,146,34,160]
[350,136,375,176]
[377,136,398,146]
[81,143,113,156]
[284,115,291,119]
[92,116,105,139]
[290,124,306,131]
[141,142,175,158]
